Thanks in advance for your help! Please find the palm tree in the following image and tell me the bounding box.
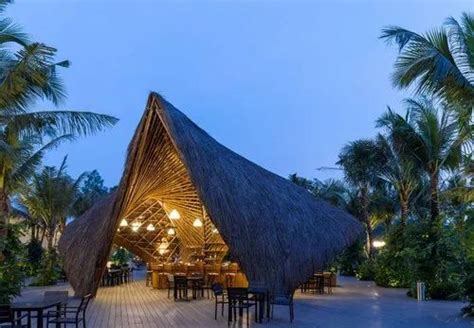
[376,134,419,225]
[20,158,83,252]
[337,139,385,257]
[312,178,349,209]
[380,13,474,110]
[376,98,466,224]
[0,1,118,256]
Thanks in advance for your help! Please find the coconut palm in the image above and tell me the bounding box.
[376,134,419,225]
[0,1,118,255]
[377,98,466,223]
[337,139,385,257]
[380,13,474,109]
[20,158,83,252]
[312,178,349,209]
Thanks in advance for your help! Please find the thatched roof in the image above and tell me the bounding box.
[59,92,363,296]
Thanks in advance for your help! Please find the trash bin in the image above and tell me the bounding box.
[416,282,426,301]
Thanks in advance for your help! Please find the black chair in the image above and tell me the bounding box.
[173,276,188,301]
[211,283,227,320]
[167,274,175,299]
[44,291,69,309]
[270,291,295,323]
[46,293,92,328]
[227,288,254,327]
[0,305,28,328]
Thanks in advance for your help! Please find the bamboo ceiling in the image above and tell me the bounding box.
[113,101,226,263]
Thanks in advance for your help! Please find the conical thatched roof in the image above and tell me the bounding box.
[59,92,363,296]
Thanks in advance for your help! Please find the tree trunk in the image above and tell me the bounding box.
[360,187,374,257]
[400,195,409,226]
[0,188,9,259]
[430,172,440,223]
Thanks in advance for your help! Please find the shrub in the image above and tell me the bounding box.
[428,281,459,300]
[336,239,366,276]
[0,223,26,303]
[356,259,376,281]
[26,239,43,276]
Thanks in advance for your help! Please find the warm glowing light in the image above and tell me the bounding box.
[131,226,139,232]
[159,249,166,255]
[212,228,218,234]
[193,218,203,227]
[119,219,128,227]
[146,224,155,231]
[373,240,386,248]
[158,238,169,250]
[167,228,175,235]
[168,209,181,220]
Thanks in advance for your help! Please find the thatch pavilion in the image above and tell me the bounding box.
[59,92,363,297]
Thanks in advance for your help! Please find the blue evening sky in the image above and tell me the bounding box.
[8,0,471,187]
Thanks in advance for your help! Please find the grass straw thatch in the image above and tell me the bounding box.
[59,92,363,296]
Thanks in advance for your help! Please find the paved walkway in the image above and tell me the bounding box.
[15,271,473,327]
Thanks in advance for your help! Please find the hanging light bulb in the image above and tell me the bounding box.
[119,219,128,227]
[146,224,155,231]
[193,218,203,227]
[168,209,181,220]
[131,221,141,232]
[158,237,169,250]
[212,228,218,234]
[167,228,175,235]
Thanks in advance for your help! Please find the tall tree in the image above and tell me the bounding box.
[72,170,109,217]
[337,139,385,257]
[20,158,84,253]
[0,1,118,255]
[376,134,419,225]
[377,98,466,224]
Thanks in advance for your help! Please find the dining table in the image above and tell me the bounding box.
[11,300,61,328]
[249,286,270,323]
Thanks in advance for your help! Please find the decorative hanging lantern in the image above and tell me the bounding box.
[119,219,128,227]
[193,218,203,227]
[168,209,181,220]
[158,237,169,250]
[167,228,175,235]
[146,224,155,231]
[131,221,142,232]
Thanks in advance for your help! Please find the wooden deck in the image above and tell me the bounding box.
[16,270,472,328]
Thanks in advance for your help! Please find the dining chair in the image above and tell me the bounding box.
[173,276,188,301]
[0,305,29,328]
[46,293,92,328]
[227,287,254,327]
[270,291,295,323]
[167,274,175,299]
[211,283,227,320]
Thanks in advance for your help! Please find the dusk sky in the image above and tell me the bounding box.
[9,0,471,187]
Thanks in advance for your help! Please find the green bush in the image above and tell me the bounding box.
[336,239,366,276]
[428,281,459,300]
[26,239,43,276]
[356,259,376,281]
[0,223,26,303]
[32,249,60,286]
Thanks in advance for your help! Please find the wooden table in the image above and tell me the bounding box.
[11,300,61,328]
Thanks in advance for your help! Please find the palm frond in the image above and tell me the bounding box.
[2,110,118,138]
[9,134,75,189]
[0,43,66,110]
[381,24,474,102]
